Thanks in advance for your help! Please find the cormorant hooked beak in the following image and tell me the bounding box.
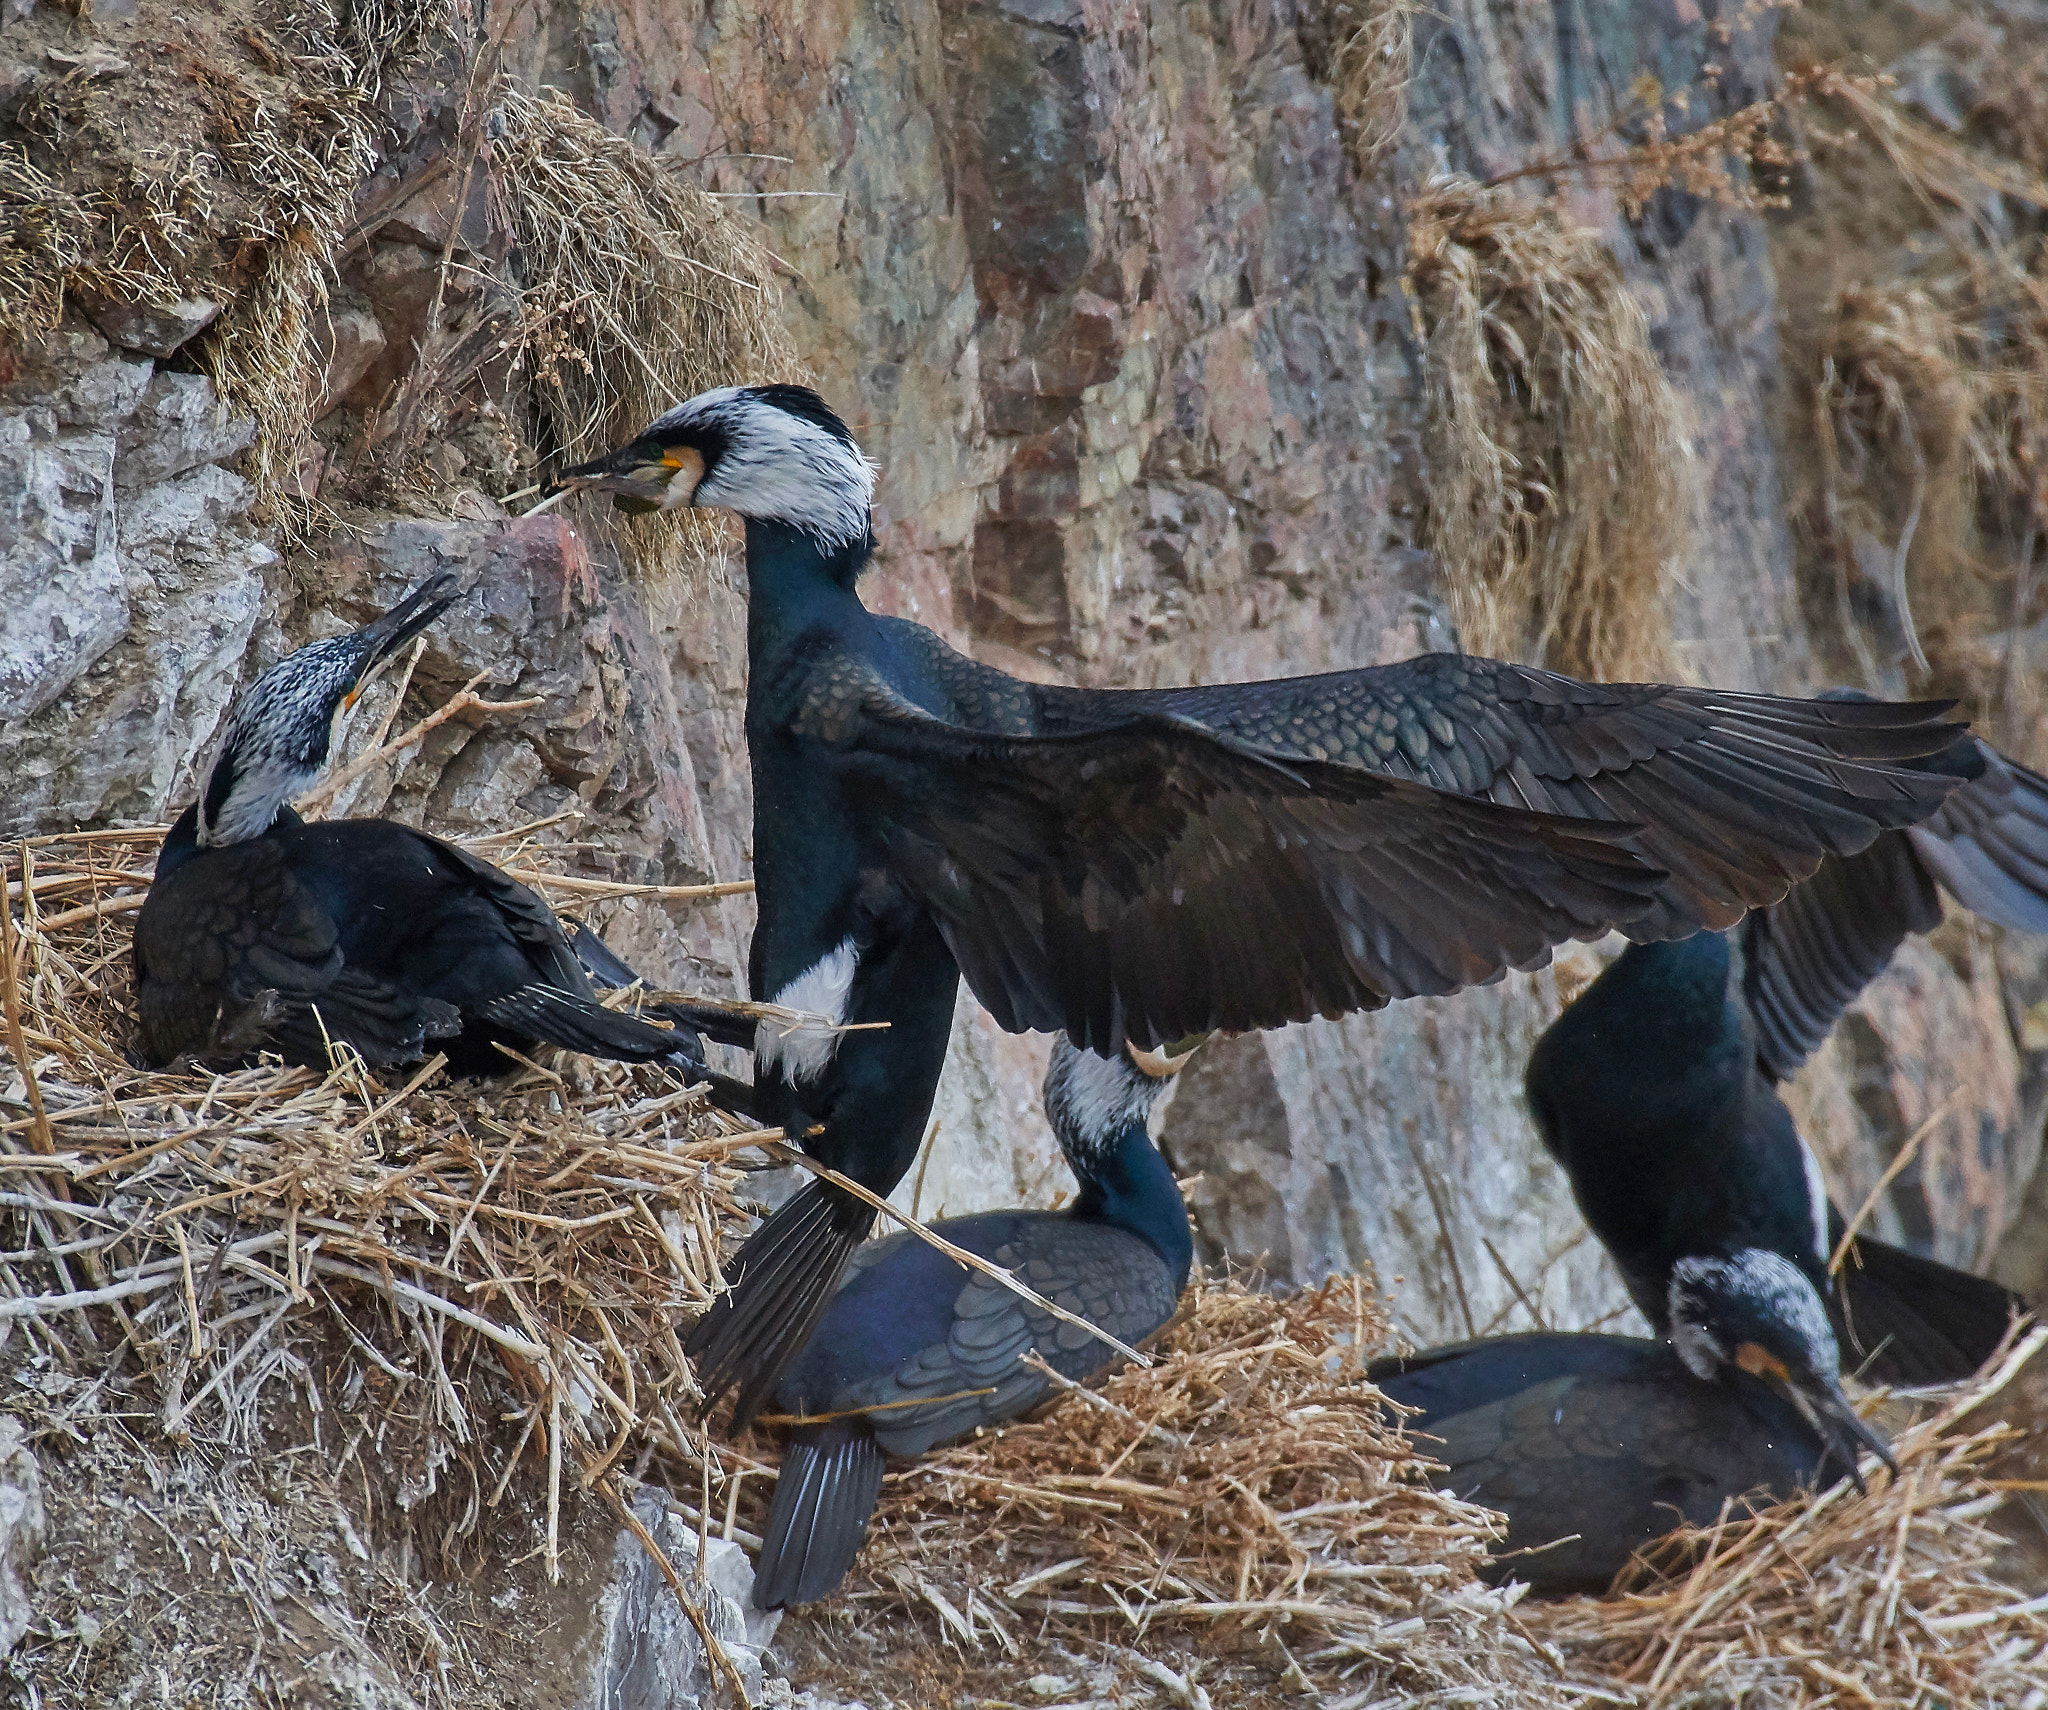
[553,439,707,514]
[342,572,465,708]
[1737,1339,1898,1491]
[1126,1033,1209,1079]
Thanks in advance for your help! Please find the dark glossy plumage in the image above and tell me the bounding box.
[1526,928,2024,1392]
[1741,708,2048,1080]
[1370,1334,1828,1594]
[133,585,703,1079]
[561,384,1967,1427]
[750,1037,1194,1609]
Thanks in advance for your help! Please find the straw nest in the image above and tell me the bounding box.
[0,821,789,1611]
[1405,175,1692,685]
[808,1279,2048,1710]
[7,836,2047,1708]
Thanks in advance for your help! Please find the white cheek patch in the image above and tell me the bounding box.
[757,937,861,1086]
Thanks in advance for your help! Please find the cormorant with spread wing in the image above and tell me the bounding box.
[134,578,704,1078]
[558,383,1965,1426]
[753,1032,1199,1609]
[1370,1333,1833,1594]
[1525,744,2041,1409]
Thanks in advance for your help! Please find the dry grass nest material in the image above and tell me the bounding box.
[473,84,799,580]
[0,0,448,515]
[0,823,781,1589]
[843,1278,2048,1709]
[1405,176,1692,684]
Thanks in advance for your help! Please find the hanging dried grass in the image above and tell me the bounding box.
[0,0,449,519]
[485,85,800,582]
[1813,283,1989,681]
[1327,0,1415,170]
[1406,175,1692,683]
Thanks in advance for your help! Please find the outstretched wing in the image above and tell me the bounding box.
[1059,652,1965,942]
[835,683,1666,1052]
[1743,732,2048,1081]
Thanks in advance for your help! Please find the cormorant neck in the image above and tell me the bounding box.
[1072,1123,1194,1289]
[197,748,316,848]
[743,517,875,644]
[1594,933,1745,1054]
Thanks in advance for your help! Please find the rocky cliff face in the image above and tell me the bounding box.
[4,0,2043,1352]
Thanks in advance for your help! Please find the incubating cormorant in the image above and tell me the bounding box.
[557,383,1966,1425]
[134,578,705,1078]
[751,1032,1200,1609]
[1370,1333,1830,1594]
[1525,917,2029,1419]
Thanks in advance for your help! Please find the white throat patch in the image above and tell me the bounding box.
[647,387,877,550]
[757,938,861,1086]
[1043,1037,1159,1164]
[1798,1137,1832,1266]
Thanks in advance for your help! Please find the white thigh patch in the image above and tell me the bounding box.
[757,937,861,1085]
[1799,1137,1831,1265]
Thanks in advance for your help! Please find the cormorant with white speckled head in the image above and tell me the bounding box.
[134,578,706,1078]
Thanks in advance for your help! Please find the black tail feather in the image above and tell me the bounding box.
[1833,1236,2027,1387]
[685,1181,875,1430]
[753,1418,887,1610]
[476,983,706,1068]
[567,921,760,1050]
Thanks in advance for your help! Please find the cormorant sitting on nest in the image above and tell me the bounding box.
[134,578,705,1079]
[557,383,1967,1426]
[751,1032,1200,1609]
[1370,1333,1831,1594]
[1526,736,2042,1418]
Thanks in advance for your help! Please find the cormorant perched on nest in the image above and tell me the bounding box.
[1370,1333,1832,1594]
[133,577,704,1079]
[1525,734,2043,1415]
[558,383,1967,1426]
[751,1032,1200,1609]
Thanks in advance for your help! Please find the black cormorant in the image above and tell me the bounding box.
[1525,892,2031,1414]
[134,578,705,1078]
[558,383,1966,1425]
[1369,1333,1830,1594]
[750,1031,1200,1609]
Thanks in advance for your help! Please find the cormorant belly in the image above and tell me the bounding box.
[1371,1334,1827,1595]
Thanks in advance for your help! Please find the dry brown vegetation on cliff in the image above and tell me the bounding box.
[1404,176,1689,683]
[0,0,448,515]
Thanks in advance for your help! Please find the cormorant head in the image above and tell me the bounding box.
[555,385,878,555]
[1669,1249,1897,1488]
[1043,1033,1206,1169]
[196,574,462,847]
[1044,1033,1204,1284]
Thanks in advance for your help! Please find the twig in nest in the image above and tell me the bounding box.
[297,673,545,814]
